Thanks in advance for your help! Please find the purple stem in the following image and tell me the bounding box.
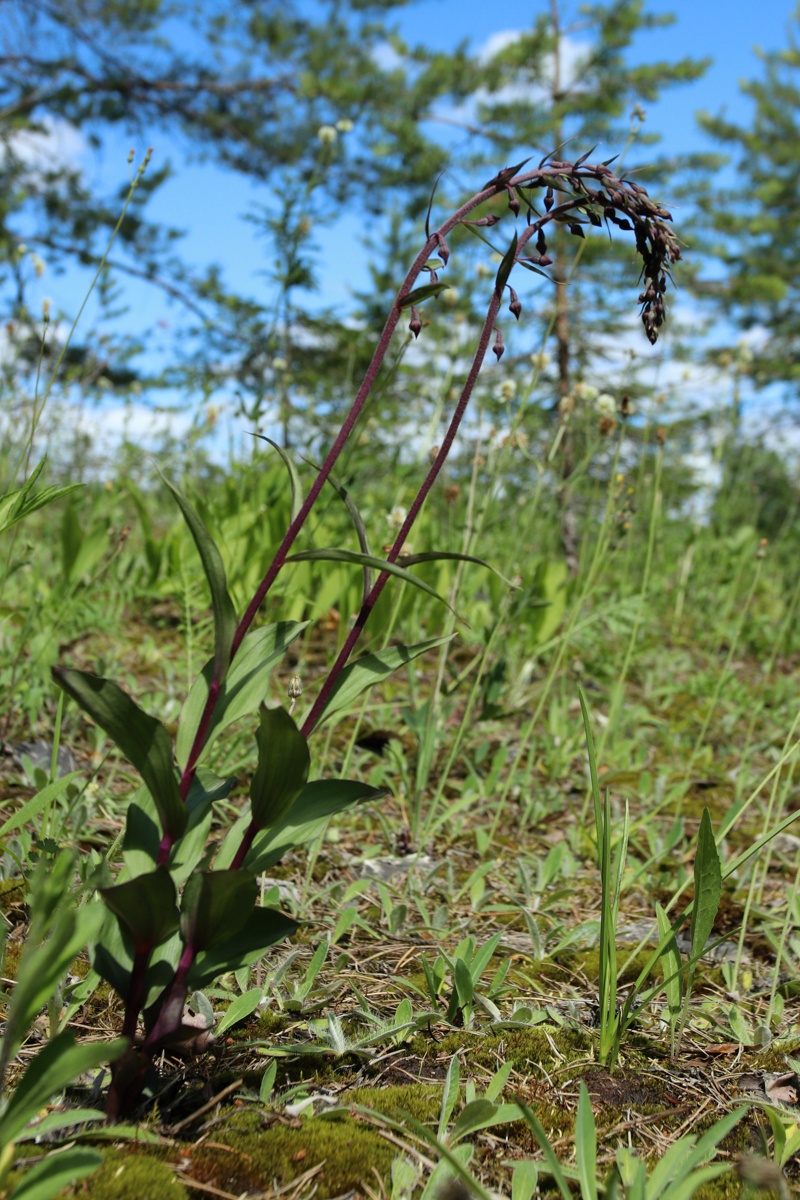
[300,286,505,739]
[114,165,603,1109]
[170,175,523,814]
[141,942,197,1051]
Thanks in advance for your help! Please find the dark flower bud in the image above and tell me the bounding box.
[508,288,522,320]
[569,223,585,238]
[436,233,450,265]
[506,187,521,217]
[544,187,554,212]
[536,228,547,254]
[537,255,553,267]
[492,327,505,361]
[465,214,500,227]
[409,306,422,339]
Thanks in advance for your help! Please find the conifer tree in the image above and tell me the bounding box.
[696,14,800,393]
[467,0,708,567]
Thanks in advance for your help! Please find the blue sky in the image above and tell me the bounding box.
[133,0,795,315]
[22,0,798,460]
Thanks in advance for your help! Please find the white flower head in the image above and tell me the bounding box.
[574,381,599,402]
[335,118,354,133]
[498,379,517,404]
[388,505,407,531]
[317,125,338,145]
[595,392,616,417]
[530,351,550,371]
[272,356,288,371]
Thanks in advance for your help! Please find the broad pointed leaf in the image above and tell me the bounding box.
[100,867,179,952]
[310,634,454,727]
[250,704,310,829]
[495,230,519,297]
[218,779,387,874]
[397,282,450,309]
[162,476,237,687]
[187,907,298,990]
[176,621,308,768]
[180,870,257,952]
[52,667,186,840]
[286,548,455,611]
[689,808,722,964]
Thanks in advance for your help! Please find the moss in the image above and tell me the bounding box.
[0,878,25,912]
[750,1038,800,1071]
[250,1008,291,1038]
[188,1108,395,1197]
[407,1025,592,1071]
[557,948,663,986]
[1,937,25,982]
[344,1083,443,1124]
[80,1152,188,1199]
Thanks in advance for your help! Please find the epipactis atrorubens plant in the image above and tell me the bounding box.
[51,152,679,1120]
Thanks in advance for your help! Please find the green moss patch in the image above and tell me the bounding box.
[187,1108,395,1197]
[80,1152,187,1200]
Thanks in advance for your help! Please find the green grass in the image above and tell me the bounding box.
[0,413,798,1199]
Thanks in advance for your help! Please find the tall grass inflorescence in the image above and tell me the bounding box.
[36,155,679,1121]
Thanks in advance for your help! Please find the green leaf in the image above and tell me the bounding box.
[162,477,237,689]
[51,668,186,841]
[215,988,264,1036]
[2,902,105,1072]
[309,634,454,727]
[320,469,374,601]
[13,1107,104,1142]
[121,788,160,877]
[485,1060,513,1103]
[575,1083,598,1200]
[438,1054,460,1140]
[180,870,257,952]
[689,808,722,966]
[7,1147,103,1200]
[259,1059,278,1104]
[512,1161,539,1200]
[0,457,83,536]
[454,956,474,1007]
[468,932,502,983]
[187,907,298,990]
[450,1099,523,1142]
[168,769,234,886]
[250,705,310,830]
[0,1032,127,1147]
[100,868,179,952]
[286,548,455,611]
[235,779,388,874]
[397,282,451,309]
[495,230,518,296]
[517,1099,573,1200]
[0,773,82,839]
[252,435,304,523]
[401,551,518,589]
[176,622,308,769]
[656,902,682,1026]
